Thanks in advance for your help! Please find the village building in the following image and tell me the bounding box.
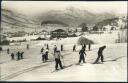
[76,27,82,32]
[87,24,95,31]
[38,30,50,39]
[51,29,68,38]
[68,28,76,33]
[39,30,49,35]
[41,20,69,38]
[102,24,112,31]
[102,23,122,31]
[73,27,82,36]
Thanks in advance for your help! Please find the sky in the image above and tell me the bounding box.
[1,1,127,16]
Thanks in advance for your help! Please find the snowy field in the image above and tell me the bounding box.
[0,33,127,82]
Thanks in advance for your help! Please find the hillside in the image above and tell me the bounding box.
[1,8,39,33]
[1,7,126,34]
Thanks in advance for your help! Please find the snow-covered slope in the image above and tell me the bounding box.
[1,43,126,81]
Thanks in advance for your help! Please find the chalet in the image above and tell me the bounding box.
[67,28,76,33]
[40,20,69,38]
[38,30,49,35]
[76,27,82,32]
[87,24,95,31]
[30,31,38,35]
[102,24,117,31]
[39,30,50,39]
[51,29,68,38]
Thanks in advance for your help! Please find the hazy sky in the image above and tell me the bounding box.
[2,1,127,16]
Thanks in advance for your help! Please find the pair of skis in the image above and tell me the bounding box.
[51,61,105,73]
[51,62,85,73]
[51,64,73,73]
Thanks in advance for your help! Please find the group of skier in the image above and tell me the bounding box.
[78,44,106,64]
[5,42,106,71]
[5,47,25,61]
[8,44,29,61]
[40,44,64,70]
[40,43,106,70]
[10,51,24,60]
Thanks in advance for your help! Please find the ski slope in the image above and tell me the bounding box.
[0,32,127,82]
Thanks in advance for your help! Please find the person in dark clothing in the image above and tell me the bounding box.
[54,50,63,70]
[16,51,20,60]
[42,51,46,63]
[45,48,49,61]
[88,43,91,51]
[41,47,44,53]
[54,45,57,54]
[73,45,76,52]
[93,45,106,64]
[61,44,63,51]
[78,48,86,64]
[20,52,24,59]
[27,44,29,50]
[46,44,49,50]
[11,53,14,60]
[7,48,10,54]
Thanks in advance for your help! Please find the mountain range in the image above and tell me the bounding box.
[36,7,117,27]
[1,7,126,34]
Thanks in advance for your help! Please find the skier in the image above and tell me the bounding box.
[20,52,24,59]
[27,44,29,50]
[54,45,57,54]
[41,50,46,63]
[78,48,86,64]
[41,47,44,53]
[73,45,76,52]
[93,45,106,64]
[61,44,63,51]
[7,48,10,54]
[16,51,20,60]
[45,48,49,61]
[46,44,49,50]
[11,53,14,60]
[88,43,91,51]
[53,50,63,70]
